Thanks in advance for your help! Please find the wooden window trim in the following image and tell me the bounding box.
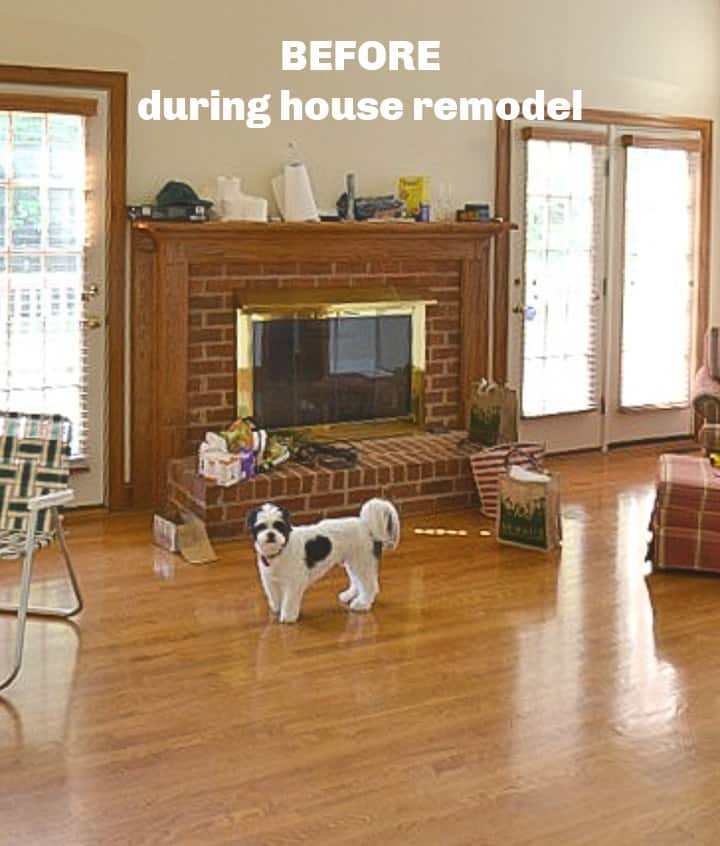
[621,133,701,153]
[0,63,128,509]
[493,109,713,385]
[521,126,608,146]
[0,92,97,116]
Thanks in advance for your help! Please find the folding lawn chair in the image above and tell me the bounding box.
[0,412,82,691]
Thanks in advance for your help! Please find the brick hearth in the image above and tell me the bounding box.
[167,432,478,540]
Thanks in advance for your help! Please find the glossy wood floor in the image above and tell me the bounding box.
[2,446,719,845]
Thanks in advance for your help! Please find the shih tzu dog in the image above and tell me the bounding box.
[246,498,400,623]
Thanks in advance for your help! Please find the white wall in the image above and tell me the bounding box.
[2,0,719,315]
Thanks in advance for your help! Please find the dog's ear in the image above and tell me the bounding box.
[245,507,260,536]
[278,506,292,528]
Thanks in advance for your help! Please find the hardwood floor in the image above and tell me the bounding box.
[1,446,719,844]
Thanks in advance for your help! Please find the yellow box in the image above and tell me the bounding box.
[397,176,430,217]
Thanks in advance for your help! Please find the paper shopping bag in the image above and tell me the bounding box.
[496,449,561,552]
[468,380,518,446]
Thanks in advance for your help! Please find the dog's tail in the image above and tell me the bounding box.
[359,498,400,551]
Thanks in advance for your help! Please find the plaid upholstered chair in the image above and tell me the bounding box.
[692,327,720,453]
[0,412,82,691]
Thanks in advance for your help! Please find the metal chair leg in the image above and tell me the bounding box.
[0,521,37,692]
[0,510,82,692]
[0,510,82,619]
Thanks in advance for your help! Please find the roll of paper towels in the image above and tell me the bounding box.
[272,163,319,222]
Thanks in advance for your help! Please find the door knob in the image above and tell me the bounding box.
[83,316,104,330]
[81,284,101,302]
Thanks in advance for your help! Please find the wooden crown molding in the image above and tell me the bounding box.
[0,92,98,116]
[521,126,608,145]
[621,133,702,153]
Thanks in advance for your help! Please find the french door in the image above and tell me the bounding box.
[0,87,109,504]
[508,122,698,452]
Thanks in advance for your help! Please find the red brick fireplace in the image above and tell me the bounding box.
[130,221,512,530]
[189,254,462,444]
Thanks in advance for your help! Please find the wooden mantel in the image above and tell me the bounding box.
[130,220,515,508]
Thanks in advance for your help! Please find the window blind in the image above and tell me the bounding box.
[521,137,606,418]
[619,143,698,410]
[0,109,89,458]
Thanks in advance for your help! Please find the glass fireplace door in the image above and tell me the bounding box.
[237,301,428,432]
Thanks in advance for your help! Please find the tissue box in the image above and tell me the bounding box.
[199,431,255,487]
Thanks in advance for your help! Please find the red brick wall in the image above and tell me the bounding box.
[186,258,463,450]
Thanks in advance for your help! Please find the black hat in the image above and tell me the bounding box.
[155,181,213,208]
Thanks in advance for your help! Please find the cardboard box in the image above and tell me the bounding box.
[153,510,218,564]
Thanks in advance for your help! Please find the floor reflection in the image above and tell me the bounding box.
[611,488,683,740]
[0,618,80,747]
[511,506,585,769]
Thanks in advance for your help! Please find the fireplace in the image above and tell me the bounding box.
[130,220,513,508]
[236,288,432,434]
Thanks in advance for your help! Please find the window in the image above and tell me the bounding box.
[521,137,605,417]
[0,110,88,456]
[620,144,697,409]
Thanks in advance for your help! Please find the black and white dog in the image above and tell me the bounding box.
[246,498,400,623]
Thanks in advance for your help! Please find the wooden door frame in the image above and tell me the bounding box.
[494,109,713,383]
[0,64,129,508]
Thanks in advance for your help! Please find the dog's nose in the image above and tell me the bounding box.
[266,531,276,542]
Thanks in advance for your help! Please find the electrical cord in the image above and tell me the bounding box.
[292,438,359,470]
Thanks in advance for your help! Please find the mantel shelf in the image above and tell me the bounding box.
[132,219,517,241]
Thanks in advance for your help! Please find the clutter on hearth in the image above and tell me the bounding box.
[198,431,257,487]
[198,418,359,487]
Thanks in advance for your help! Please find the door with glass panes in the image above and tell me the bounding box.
[508,122,698,452]
[0,88,108,504]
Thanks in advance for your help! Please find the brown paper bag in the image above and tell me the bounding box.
[468,380,518,446]
[496,449,561,551]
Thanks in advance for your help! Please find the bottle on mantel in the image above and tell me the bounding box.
[345,172,356,221]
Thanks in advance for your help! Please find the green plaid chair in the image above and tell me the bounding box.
[0,412,82,692]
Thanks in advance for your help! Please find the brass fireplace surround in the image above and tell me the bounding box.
[235,286,436,439]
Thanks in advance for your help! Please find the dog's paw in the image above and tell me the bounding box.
[349,597,372,613]
[279,613,300,624]
[338,587,357,605]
